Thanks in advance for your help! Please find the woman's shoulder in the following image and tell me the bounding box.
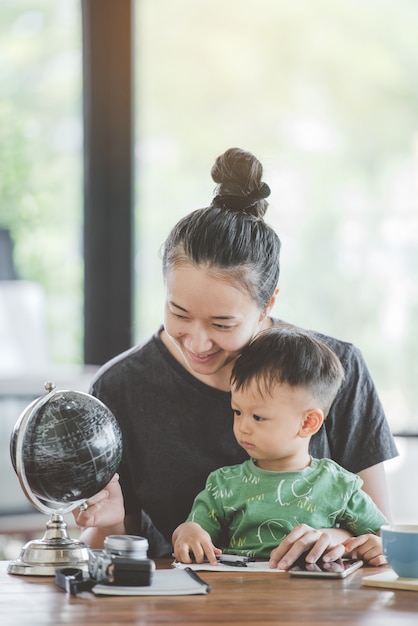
[271,318,362,366]
[89,327,164,391]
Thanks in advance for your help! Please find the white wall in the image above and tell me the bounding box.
[385,437,418,524]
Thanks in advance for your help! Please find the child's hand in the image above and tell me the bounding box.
[343,534,387,567]
[268,524,346,570]
[172,521,222,565]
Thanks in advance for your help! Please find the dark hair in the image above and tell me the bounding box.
[162,148,281,307]
[231,324,345,416]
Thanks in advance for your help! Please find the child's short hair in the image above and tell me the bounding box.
[231,324,345,416]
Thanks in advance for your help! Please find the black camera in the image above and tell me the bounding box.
[56,535,155,595]
[89,534,155,586]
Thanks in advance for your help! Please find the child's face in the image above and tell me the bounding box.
[231,379,315,471]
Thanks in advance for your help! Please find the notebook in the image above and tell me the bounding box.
[92,567,210,596]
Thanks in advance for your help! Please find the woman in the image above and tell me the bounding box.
[76,147,397,567]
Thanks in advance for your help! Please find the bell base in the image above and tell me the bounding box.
[7,540,90,576]
[7,513,90,576]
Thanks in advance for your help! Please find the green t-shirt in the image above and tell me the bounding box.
[186,458,387,559]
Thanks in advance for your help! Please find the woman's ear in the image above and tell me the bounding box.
[259,288,279,321]
[298,409,324,438]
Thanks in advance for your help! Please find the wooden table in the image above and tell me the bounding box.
[0,560,417,625]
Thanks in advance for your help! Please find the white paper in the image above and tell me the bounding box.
[172,560,284,573]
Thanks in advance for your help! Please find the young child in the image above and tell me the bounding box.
[172,324,387,568]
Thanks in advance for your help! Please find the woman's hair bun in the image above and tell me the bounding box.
[251,182,271,200]
[210,147,270,217]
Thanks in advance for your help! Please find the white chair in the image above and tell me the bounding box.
[0,280,50,377]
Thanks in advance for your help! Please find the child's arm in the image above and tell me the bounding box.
[172,521,222,565]
[342,533,386,567]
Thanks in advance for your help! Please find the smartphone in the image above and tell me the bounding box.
[215,555,255,567]
[289,558,363,579]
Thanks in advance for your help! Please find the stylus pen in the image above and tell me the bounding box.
[184,567,211,592]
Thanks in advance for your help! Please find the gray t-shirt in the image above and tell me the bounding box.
[90,322,398,556]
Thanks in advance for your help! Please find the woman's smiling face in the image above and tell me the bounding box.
[163,262,271,386]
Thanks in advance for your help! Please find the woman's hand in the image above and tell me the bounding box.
[343,534,387,567]
[73,473,125,530]
[268,524,347,570]
[172,521,222,566]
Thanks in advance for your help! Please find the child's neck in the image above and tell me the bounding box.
[255,453,312,472]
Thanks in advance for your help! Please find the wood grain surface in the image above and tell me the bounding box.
[0,560,417,625]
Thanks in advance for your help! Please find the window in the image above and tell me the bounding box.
[0,1,82,368]
[2,1,417,434]
[135,0,418,434]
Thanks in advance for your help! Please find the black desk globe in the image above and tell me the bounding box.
[7,382,123,576]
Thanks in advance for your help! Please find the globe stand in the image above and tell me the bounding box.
[7,381,123,577]
[7,513,90,576]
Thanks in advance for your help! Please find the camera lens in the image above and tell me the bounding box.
[104,535,149,559]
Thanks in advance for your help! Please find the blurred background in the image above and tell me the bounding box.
[1,0,417,558]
